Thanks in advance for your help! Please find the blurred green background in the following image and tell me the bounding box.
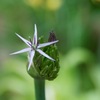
[1,0,100,100]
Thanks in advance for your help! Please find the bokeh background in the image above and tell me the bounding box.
[0,0,100,100]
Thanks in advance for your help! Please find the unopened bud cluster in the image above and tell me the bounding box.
[27,32,60,80]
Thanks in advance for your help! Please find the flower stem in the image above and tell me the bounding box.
[34,78,45,100]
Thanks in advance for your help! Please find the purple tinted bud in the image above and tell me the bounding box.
[48,31,57,42]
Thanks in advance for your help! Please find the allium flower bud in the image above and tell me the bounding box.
[10,24,59,80]
[27,32,60,80]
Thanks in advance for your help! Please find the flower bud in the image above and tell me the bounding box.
[27,32,60,80]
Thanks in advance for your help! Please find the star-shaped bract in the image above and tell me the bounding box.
[10,24,58,70]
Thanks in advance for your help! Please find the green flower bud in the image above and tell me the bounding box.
[27,32,60,80]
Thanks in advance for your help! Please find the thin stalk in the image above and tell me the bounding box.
[34,78,45,100]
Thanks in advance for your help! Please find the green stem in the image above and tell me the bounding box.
[34,78,45,100]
